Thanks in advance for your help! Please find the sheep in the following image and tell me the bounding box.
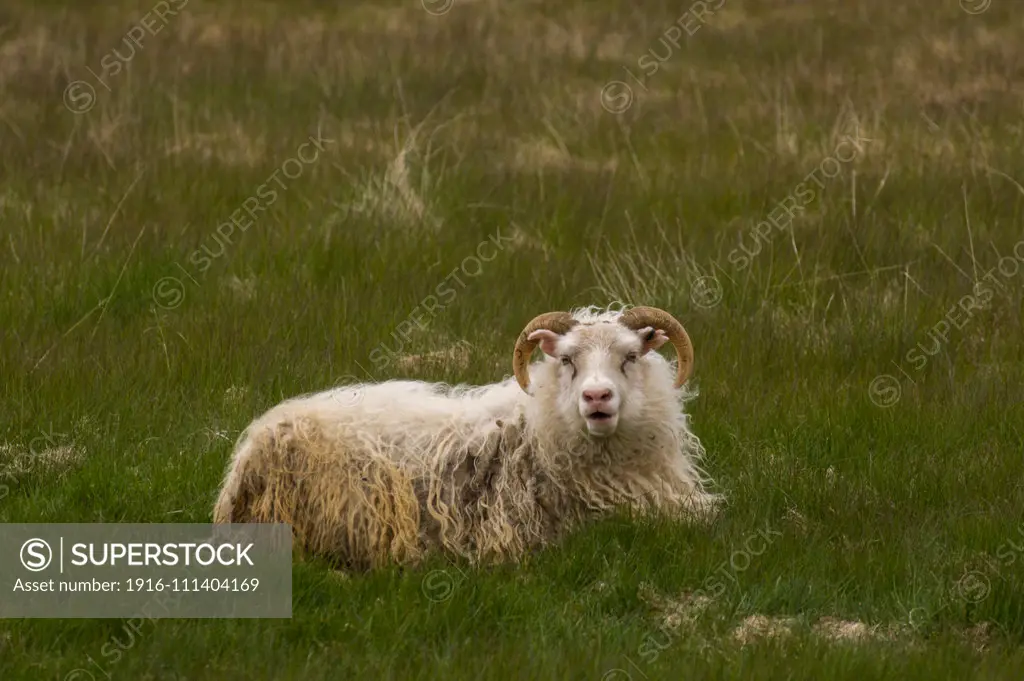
[211,304,719,570]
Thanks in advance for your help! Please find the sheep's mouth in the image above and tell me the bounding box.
[586,411,614,421]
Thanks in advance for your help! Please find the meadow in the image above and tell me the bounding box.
[2,0,1024,678]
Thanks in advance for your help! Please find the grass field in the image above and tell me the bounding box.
[2,0,1024,678]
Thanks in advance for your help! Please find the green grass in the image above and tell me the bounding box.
[3,0,1024,678]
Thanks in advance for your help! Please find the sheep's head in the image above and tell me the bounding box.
[512,306,694,437]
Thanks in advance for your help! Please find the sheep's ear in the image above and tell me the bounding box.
[636,327,669,355]
[526,329,562,358]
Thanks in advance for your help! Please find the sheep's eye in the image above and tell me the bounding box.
[621,352,638,373]
[560,356,573,366]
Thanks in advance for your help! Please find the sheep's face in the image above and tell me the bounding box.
[528,322,670,438]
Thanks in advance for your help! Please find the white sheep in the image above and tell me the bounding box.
[212,305,719,569]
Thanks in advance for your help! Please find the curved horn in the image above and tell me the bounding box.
[512,311,578,392]
[618,306,694,388]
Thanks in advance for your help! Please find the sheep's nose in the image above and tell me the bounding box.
[582,388,613,404]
